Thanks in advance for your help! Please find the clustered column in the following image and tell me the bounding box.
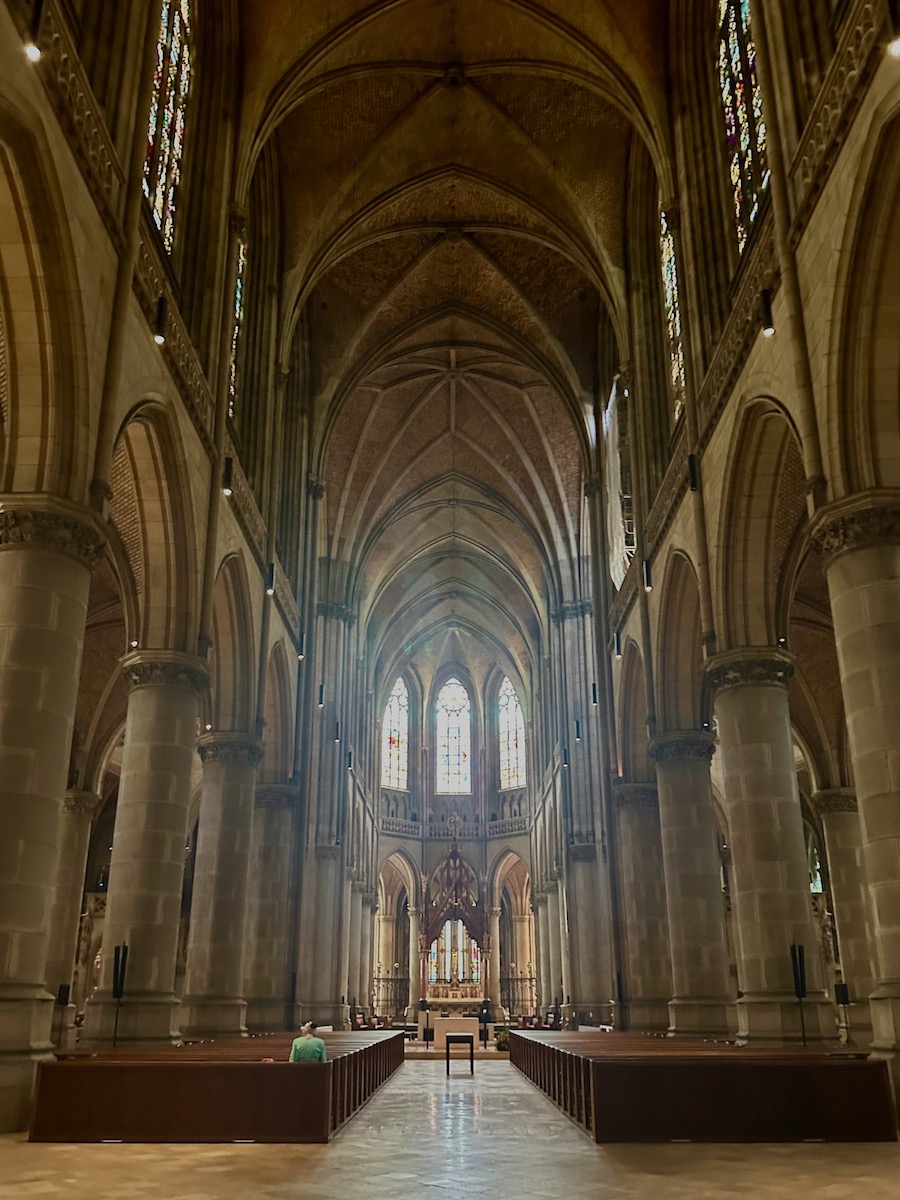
[487,906,502,1016]
[611,783,673,1030]
[181,733,263,1036]
[82,651,208,1044]
[649,732,735,1035]
[707,650,833,1040]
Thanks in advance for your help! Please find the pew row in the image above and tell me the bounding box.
[509,1031,897,1143]
[30,1030,405,1143]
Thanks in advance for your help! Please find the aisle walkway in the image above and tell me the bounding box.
[4,1061,900,1199]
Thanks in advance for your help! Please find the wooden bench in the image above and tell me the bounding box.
[509,1031,898,1143]
[30,1030,405,1143]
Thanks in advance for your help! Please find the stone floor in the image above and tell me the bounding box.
[3,1060,900,1199]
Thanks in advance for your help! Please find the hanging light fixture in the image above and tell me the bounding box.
[614,630,622,659]
[759,288,775,338]
[297,631,306,661]
[153,295,168,345]
[24,0,44,61]
[265,562,275,596]
[888,0,900,56]
[642,560,653,593]
[317,682,325,708]
[221,456,234,497]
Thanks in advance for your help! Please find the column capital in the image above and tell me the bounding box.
[612,782,659,810]
[63,789,103,818]
[255,783,299,810]
[811,788,858,817]
[315,842,341,861]
[488,907,502,920]
[704,649,793,695]
[317,600,357,624]
[0,499,106,568]
[550,598,593,623]
[307,477,326,501]
[121,650,209,694]
[584,473,602,498]
[198,733,263,766]
[649,730,716,763]
[810,492,900,566]
[568,834,597,862]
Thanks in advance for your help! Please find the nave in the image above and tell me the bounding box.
[5,1061,900,1200]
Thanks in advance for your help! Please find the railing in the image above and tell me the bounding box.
[501,975,537,1015]
[373,975,409,1019]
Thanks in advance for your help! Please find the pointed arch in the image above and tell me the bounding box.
[655,549,703,731]
[618,640,652,783]
[210,553,257,732]
[260,640,294,782]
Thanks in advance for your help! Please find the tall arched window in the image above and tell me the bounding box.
[718,0,769,253]
[659,210,686,421]
[227,240,247,421]
[143,0,194,253]
[381,676,409,790]
[436,678,471,793]
[499,676,526,790]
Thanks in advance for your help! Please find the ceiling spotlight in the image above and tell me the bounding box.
[129,639,139,649]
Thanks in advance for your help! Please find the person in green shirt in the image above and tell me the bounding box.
[289,1022,327,1062]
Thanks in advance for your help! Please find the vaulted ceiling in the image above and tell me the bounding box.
[237,0,673,699]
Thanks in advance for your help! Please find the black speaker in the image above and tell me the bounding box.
[56,984,70,1007]
[834,982,850,1006]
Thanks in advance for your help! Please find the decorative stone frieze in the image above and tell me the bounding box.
[0,505,106,568]
[612,783,659,810]
[63,790,103,819]
[648,731,716,763]
[121,651,210,695]
[704,650,793,695]
[811,789,858,817]
[255,784,299,811]
[550,599,593,623]
[197,735,263,766]
[810,495,900,566]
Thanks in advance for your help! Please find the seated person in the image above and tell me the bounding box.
[289,1021,327,1062]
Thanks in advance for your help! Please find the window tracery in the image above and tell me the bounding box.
[381,676,409,790]
[143,0,193,253]
[718,0,769,252]
[227,241,246,421]
[436,678,471,794]
[659,210,686,421]
[499,676,526,790]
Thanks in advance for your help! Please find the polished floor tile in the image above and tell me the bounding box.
[3,1061,900,1199]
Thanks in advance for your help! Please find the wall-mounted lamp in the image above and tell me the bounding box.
[888,0,900,56]
[561,746,569,769]
[334,721,341,744]
[777,635,788,648]
[153,295,168,345]
[614,630,622,659]
[688,453,699,492]
[129,638,139,649]
[24,0,44,61]
[591,681,598,706]
[205,722,213,732]
[347,751,354,772]
[317,682,325,708]
[297,631,306,661]
[642,560,653,593]
[265,562,275,596]
[574,719,582,743]
[759,288,775,338]
[221,456,233,496]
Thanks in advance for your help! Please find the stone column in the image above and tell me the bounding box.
[407,905,420,1011]
[612,784,673,1030]
[44,790,103,1046]
[298,844,348,1027]
[359,893,375,1011]
[0,504,104,1131]
[545,881,564,1007]
[375,912,394,1011]
[535,891,552,1012]
[82,651,208,1045]
[812,496,900,1076]
[488,906,502,1015]
[649,732,736,1036]
[811,789,877,1038]
[243,785,297,1030]
[181,734,262,1036]
[347,883,363,1008]
[707,651,833,1041]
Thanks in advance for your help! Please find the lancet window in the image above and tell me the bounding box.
[498,676,526,790]
[143,1,193,253]
[659,210,686,421]
[381,676,409,790]
[718,0,769,252]
[436,678,471,794]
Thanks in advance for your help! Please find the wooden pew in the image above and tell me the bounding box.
[30,1030,405,1143]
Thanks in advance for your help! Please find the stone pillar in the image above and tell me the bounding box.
[243,785,297,1030]
[181,734,262,1036]
[545,881,564,1007]
[0,504,104,1131]
[649,732,736,1036]
[298,844,348,1027]
[535,891,552,1012]
[44,790,103,1046]
[407,905,420,1010]
[707,650,833,1041]
[375,913,394,1011]
[612,784,673,1030]
[347,883,363,1008]
[488,906,502,1015]
[359,893,375,1011]
[564,847,613,1023]
[812,496,900,1076]
[811,789,877,1039]
[82,651,208,1045]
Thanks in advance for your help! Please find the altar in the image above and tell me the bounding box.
[421,1015,493,1050]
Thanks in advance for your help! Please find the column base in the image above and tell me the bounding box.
[180,996,248,1038]
[622,998,670,1032]
[568,999,616,1027]
[867,987,900,1097]
[0,984,54,1132]
[245,998,291,1032]
[296,1001,350,1031]
[735,991,836,1042]
[667,997,736,1038]
[80,991,183,1046]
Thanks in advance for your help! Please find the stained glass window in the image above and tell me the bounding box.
[381,676,409,790]
[143,1,193,253]
[499,677,526,790]
[718,0,769,253]
[428,942,438,984]
[227,241,246,421]
[471,941,481,984]
[436,678,471,794]
[659,211,686,421]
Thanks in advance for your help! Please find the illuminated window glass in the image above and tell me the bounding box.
[659,210,686,421]
[227,241,246,421]
[428,941,438,984]
[718,0,769,252]
[471,941,481,985]
[436,678,471,793]
[143,1,193,253]
[381,676,409,790]
[499,677,526,790]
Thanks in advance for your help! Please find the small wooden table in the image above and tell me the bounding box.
[446,1033,474,1076]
